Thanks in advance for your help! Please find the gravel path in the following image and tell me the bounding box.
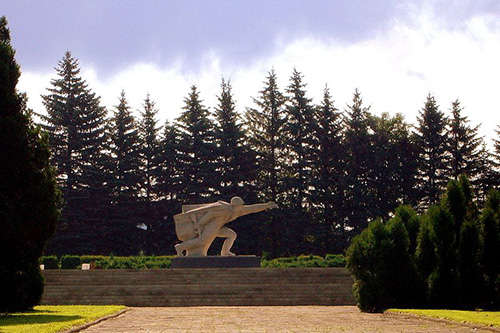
[79,306,497,332]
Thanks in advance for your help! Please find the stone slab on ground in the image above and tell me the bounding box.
[79,306,499,332]
[171,255,261,268]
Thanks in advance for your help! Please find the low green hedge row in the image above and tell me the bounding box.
[39,254,345,269]
[39,255,175,269]
[261,254,345,268]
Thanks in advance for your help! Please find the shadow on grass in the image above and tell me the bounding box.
[0,313,82,326]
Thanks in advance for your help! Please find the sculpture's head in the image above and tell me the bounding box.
[230,196,244,207]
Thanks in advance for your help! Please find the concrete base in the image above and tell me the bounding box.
[171,255,261,268]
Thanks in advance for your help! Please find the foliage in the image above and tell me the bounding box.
[0,16,61,312]
[0,305,125,333]
[60,255,81,269]
[40,256,59,270]
[414,94,449,207]
[80,255,174,269]
[40,51,108,255]
[348,175,500,311]
[261,254,345,268]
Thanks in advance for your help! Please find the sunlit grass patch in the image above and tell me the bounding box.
[388,309,500,328]
[0,305,126,333]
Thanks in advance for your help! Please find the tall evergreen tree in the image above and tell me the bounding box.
[447,99,483,182]
[40,51,109,254]
[106,90,142,253]
[214,78,256,199]
[138,93,161,201]
[414,94,449,208]
[157,120,180,201]
[282,69,317,209]
[369,113,418,218]
[0,16,60,311]
[342,89,373,234]
[109,90,142,201]
[176,85,217,202]
[245,70,288,257]
[310,85,345,253]
[245,70,286,202]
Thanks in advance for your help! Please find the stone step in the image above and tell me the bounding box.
[41,268,355,306]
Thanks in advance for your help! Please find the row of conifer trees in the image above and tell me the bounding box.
[347,175,500,311]
[40,51,500,257]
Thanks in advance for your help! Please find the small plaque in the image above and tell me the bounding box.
[172,255,261,268]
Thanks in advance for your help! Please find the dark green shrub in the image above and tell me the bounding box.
[41,256,59,269]
[347,217,421,312]
[60,255,81,269]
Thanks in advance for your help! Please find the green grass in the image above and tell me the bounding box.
[0,305,126,333]
[388,309,500,328]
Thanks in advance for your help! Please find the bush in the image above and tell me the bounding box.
[348,176,500,312]
[41,256,59,269]
[261,254,345,268]
[80,255,174,269]
[60,255,81,269]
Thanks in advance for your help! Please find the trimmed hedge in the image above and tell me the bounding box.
[261,254,345,268]
[40,254,345,269]
[40,256,59,269]
[60,255,81,269]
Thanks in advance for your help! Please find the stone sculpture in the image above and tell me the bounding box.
[173,197,278,257]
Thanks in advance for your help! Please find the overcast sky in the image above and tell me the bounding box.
[3,0,500,143]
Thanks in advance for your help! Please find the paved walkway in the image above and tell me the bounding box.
[80,306,497,332]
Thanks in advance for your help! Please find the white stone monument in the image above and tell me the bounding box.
[173,197,278,257]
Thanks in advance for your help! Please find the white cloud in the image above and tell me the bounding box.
[18,9,500,144]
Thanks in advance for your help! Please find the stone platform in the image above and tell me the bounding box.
[171,255,261,268]
[41,268,355,306]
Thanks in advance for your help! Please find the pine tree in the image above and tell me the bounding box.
[282,69,317,209]
[245,70,286,202]
[106,90,143,254]
[176,85,217,202]
[0,16,60,311]
[41,51,109,254]
[310,86,345,252]
[138,93,161,201]
[214,78,256,199]
[245,70,288,257]
[369,113,418,219]
[109,90,142,201]
[157,119,180,201]
[342,89,373,234]
[414,94,449,208]
[447,99,483,182]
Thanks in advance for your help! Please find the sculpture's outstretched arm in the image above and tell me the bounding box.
[239,202,278,217]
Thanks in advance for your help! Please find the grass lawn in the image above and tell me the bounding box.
[388,309,500,328]
[0,305,126,333]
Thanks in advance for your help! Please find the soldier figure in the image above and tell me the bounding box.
[174,197,278,257]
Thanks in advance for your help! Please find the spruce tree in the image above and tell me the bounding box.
[107,90,142,253]
[245,70,288,257]
[41,51,109,254]
[176,85,217,202]
[157,120,180,200]
[138,93,161,201]
[414,94,449,208]
[310,86,345,252]
[0,16,60,311]
[447,99,483,183]
[214,78,256,199]
[245,70,286,202]
[369,113,418,219]
[283,69,317,209]
[342,89,373,233]
[109,90,142,201]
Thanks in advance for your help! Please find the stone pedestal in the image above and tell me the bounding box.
[171,255,261,268]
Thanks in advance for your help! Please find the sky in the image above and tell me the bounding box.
[3,0,500,143]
